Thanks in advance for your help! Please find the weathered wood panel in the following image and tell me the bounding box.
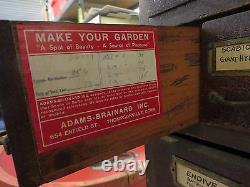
[140,0,250,26]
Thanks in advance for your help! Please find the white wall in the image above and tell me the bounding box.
[0,0,45,21]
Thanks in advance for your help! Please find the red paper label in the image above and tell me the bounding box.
[16,24,161,153]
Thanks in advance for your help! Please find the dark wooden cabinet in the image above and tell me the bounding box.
[182,10,250,154]
[0,21,199,187]
[146,135,250,187]
[140,0,250,26]
[140,0,250,154]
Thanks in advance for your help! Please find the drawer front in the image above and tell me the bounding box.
[0,22,199,187]
[146,135,249,187]
[201,10,250,133]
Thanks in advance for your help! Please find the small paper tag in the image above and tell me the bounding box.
[174,157,240,187]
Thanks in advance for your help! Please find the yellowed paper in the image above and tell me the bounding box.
[28,50,157,99]
[216,43,250,71]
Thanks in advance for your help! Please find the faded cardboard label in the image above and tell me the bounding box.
[175,157,240,187]
[216,41,250,71]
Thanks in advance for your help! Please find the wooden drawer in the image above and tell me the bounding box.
[181,10,250,154]
[201,11,250,134]
[0,21,199,187]
[146,135,250,187]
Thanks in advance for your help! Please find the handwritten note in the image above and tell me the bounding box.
[29,50,157,99]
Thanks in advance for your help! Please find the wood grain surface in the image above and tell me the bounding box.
[140,0,250,26]
[0,21,42,187]
[0,22,199,186]
[39,26,200,183]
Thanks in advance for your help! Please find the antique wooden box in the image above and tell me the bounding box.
[146,135,250,187]
[0,21,199,186]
